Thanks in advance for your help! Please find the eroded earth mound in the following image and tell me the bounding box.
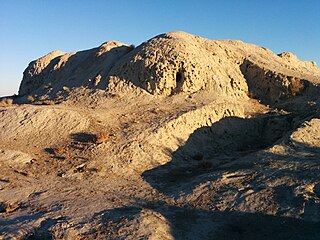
[1,32,320,239]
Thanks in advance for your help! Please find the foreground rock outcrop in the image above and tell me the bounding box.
[1,32,320,239]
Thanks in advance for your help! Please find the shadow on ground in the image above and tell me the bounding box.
[0,211,57,240]
[92,202,320,240]
[142,112,300,197]
[70,132,97,143]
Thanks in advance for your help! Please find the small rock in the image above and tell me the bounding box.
[74,163,86,173]
[0,177,9,183]
[56,171,66,177]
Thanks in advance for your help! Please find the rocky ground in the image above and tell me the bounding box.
[0,32,320,239]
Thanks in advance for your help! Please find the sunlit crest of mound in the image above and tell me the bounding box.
[109,32,320,99]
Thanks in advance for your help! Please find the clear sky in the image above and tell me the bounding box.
[1,0,319,97]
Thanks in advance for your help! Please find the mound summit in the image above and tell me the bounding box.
[19,31,319,100]
[1,31,320,239]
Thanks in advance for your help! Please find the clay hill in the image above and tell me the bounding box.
[1,31,320,239]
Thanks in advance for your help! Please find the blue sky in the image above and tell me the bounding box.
[1,0,319,96]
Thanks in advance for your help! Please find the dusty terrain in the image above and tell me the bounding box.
[1,31,320,239]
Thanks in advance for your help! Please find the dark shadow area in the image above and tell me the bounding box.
[0,201,65,238]
[70,132,97,143]
[172,69,185,94]
[92,201,320,240]
[176,72,183,83]
[24,218,56,240]
[0,212,46,230]
[44,148,66,160]
[143,113,297,197]
[0,211,49,234]
[0,213,57,239]
[44,148,55,155]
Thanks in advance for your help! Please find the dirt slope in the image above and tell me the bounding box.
[1,31,320,239]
